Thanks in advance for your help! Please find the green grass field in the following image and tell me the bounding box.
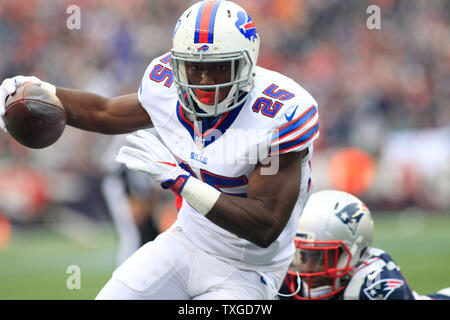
[371,212,450,295]
[0,212,449,299]
[0,223,116,300]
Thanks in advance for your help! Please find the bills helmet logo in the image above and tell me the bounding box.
[235,11,258,42]
[335,203,365,237]
[363,279,404,300]
[197,45,210,52]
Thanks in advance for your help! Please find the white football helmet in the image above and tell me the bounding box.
[286,190,374,300]
[171,0,260,117]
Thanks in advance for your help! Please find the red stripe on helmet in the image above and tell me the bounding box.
[198,1,216,43]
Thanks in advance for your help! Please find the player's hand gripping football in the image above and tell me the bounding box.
[116,130,191,194]
[0,75,55,133]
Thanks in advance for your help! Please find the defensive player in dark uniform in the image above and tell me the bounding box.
[280,190,450,300]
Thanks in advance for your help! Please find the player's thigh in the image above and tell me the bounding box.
[189,252,275,300]
[192,272,271,300]
[96,274,189,300]
[97,229,191,299]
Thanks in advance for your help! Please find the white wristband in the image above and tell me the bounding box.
[40,81,56,95]
[180,177,221,216]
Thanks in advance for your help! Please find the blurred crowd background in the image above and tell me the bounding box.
[0,0,449,250]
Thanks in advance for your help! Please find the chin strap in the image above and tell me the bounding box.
[259,272,302,298]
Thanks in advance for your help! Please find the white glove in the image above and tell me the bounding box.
[115,130,191,194]
[0,75,56,133]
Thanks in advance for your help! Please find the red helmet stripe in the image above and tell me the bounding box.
[195,0,222,44]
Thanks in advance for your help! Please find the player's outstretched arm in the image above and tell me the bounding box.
[207,150,306,248]
[0,76,152,135]
[56,87,152,134]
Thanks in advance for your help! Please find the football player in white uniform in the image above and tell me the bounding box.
[279,190,450,300]
[0,1,319,299]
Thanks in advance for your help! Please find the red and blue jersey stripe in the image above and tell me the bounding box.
[270,105,319,155]
[194,0,223,44]
[274,122,319,154]
[272,105,317,144]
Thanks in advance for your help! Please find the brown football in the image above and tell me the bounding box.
[3,83,66,149]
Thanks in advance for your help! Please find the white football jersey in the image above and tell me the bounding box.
[138,52,319,272]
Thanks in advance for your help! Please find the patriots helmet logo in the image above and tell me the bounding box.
[235,11,258,42]
[335,203,365,237]
[363,279,404,300]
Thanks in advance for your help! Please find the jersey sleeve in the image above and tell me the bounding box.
[137,60,156,109]
[137,52,175,127]
[269,102,319,156]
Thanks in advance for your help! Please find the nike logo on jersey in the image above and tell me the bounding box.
[285,105,298,122]
[156,161,177,167]
[367,269,382,281]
